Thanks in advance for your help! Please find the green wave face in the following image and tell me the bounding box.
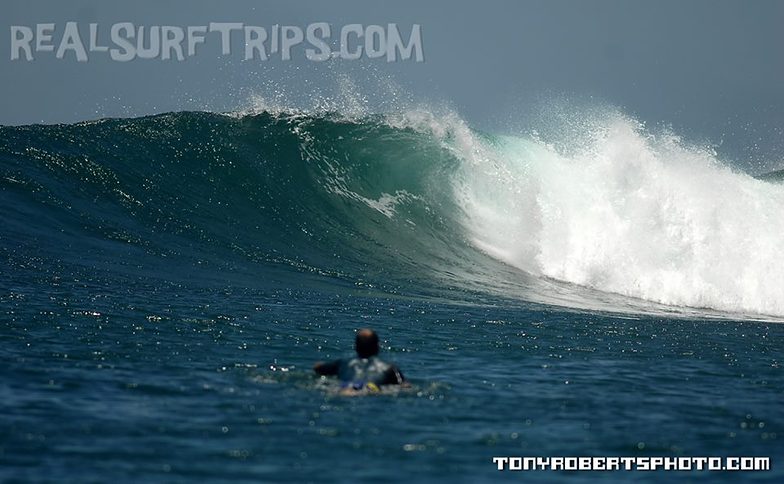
[0,112,515,301]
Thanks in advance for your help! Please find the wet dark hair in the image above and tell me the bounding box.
[355,329,379,358]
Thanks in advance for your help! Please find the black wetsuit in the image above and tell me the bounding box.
[315,356,405,388]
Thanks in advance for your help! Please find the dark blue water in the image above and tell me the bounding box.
[1,111,781,482]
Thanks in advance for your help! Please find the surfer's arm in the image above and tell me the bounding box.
[384,365,407,385]
[313,360,340,376]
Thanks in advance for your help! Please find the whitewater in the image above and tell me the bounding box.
[434,110,784,317]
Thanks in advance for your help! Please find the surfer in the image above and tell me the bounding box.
[313,329,406,392]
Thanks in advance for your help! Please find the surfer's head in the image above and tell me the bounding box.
[355,328,380,358]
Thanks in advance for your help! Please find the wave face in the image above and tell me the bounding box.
[1,109,783,317]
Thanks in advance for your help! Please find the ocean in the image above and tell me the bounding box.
[1,107,781,482]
